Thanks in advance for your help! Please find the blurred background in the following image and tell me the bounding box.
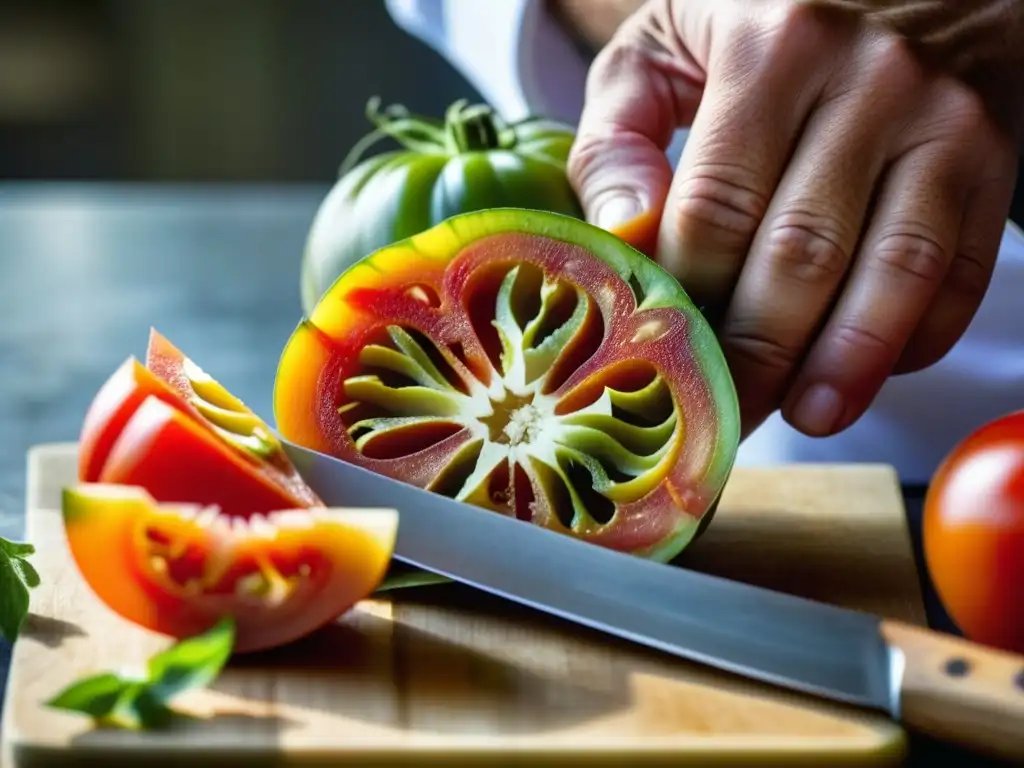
[0,0,482,182]
[3,0,1022,228]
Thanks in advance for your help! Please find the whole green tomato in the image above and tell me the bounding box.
[300,98,584,314]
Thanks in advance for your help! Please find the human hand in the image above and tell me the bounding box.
[567,0,1021,440]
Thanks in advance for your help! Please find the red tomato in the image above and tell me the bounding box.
[62,483,397,652]
[923,410,1024,653]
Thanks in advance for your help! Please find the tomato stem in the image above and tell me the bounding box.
[339,97,515,176]
[444,100,512,153]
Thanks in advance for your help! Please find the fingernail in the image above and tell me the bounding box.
[790,384,845,436]
[594,195,643,231]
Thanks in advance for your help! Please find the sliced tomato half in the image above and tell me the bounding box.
[62,484,397,652]
[78,331,321,516]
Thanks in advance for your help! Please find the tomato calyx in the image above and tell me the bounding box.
[339,97,564,175]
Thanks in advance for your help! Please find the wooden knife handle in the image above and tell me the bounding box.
[881,620,1024,761]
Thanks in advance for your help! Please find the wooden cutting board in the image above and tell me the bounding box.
[3,442,927,767]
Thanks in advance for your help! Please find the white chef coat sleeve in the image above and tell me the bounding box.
[383,0,589,125]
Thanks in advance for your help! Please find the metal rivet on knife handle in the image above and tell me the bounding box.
[1014,669,1024,693]
[943,658,971,678]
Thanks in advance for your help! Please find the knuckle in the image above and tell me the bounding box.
[673,167,770,247]
[763,213,851,285]
[935,80,990,140]
[871,230,949,285]
[862,33,922,87]
[587,41,643,91]
[723,327,801,373]
[944,250,994,299]
[764,2,827,47]
[566,132,606,187]
[831,322,900,361]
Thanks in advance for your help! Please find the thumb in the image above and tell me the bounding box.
[566,2,711,246]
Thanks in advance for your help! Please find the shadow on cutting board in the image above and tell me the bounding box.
[223,606,633,735]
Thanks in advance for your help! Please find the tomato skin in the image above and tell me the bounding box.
[299,100,584,314]
[924,410,1024,653]
[100,396,311,517]
[62,484,398,652]
[78,358,197,482]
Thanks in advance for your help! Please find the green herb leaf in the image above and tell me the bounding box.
[147,617,235,700]
[129,687,177,730]
[45,617,237,730]
[0,535,39,641]
[0,539,35,559]
[46,673,132,720]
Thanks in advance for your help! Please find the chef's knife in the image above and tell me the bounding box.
[281,438,1024,761]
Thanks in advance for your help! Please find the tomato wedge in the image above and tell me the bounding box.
[78,331,321,515]
[62,484,397,652]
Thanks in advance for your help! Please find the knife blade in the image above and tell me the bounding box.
[281,437,1024,760]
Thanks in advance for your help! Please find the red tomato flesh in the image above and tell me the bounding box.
[78,357,198,483]
[97,395,315,517]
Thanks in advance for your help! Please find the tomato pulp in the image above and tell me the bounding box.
[63,484,397,652]
[277,208,741,588]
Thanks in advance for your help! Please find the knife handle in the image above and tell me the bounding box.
[881,620,1024,761]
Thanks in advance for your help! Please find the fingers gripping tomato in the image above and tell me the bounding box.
[300,98,584,315]
[62,484,397,653]
[924,410,1024,653]
[276,208,741,588]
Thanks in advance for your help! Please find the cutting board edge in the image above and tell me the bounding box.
[1,732,909,768]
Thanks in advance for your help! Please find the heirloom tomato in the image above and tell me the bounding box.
[62,484,397,652]
[299,98,584,314]
[78,330,320,516]
[924,410,1024,653]
[276,208,741,589]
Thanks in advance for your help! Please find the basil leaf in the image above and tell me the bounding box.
[46,618,236,730]
[0,559,28,641]
[146,617,235,701]
[0,535,37,641]
[46,673,132,719]
[11,557,40,589]
[130,687,177,730]
[0,539,34,559]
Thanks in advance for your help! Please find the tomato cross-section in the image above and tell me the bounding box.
[63,484,398,652]
[275,208,740,585]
